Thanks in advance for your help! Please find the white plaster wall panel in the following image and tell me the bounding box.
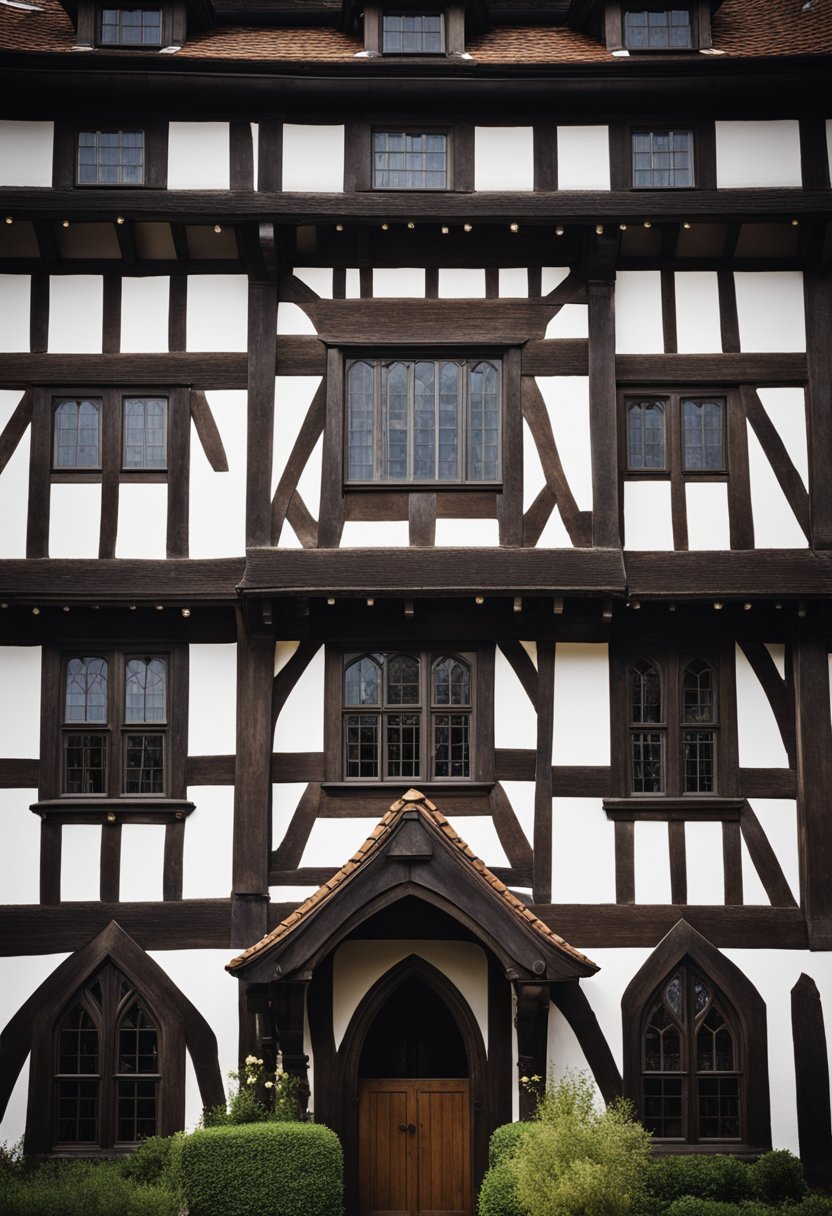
[0,954,70,1144]
[498,780,535,849]
[48,275,103,353]
[615,271,663,353]
[541,267,570,295]
[274,645,324,752]
[756,388,808,484]
[340,520,410,546]
[301,819,382,868]
[333,941,488,1050]
[438,268,486,298]
[623,481,674,550]
[294,267,333,298]
[0,276,30,351]
[0,121,53,186]
[568,947,651,1078]
[634,820,672,903]
[182,786,234,898]
[61,824,102,901]
[766,643,786,679]
[270,882,319,903]
[552,644,610,765]
[494,648,538,750]
[373,267,425,297]
[187,275,248,352]
[522,417,547,512]
[120,824,166,902]
[551,799,615,903]
[734,272,805,352]
[282,125,344,191]
[120,277,169,353]
[271,374,316,488]
[474,127,534,191]
[499,268,527,297]
[148,950,240,1130]
[747,426,808,549]
[434,518,500,546]
[545,304,588,339]
[189,390,247,558]
[684,822,725,904]
[537,377,593,511]
[444,815,509,868]
[734,644,789,768]
[167,123,230,189]
[739,834,770,906]
[251,123,259,190]
[0,647,41,755]
[295,434,323,540]
[715,121,801,187]
[685,482,730,550]
[277,302,318,334]
[49,484,101,558]
[556,126,610,190]
[188,644,236,754]
[0,789,40,903]
[536,507,572,548]
[548,1005,601,1098]
[0,392,30,558]
[272,780,310,850]
[345,268,361,298]
[116,483,167,558]
[275,641,298,676]
[520,641,537,668]
[674,272,721,353]
[748,799,799,899]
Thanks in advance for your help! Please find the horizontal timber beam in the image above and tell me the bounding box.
[0,558,245,602]
[624,550,832,598]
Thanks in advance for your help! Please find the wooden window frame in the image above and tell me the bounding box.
[609,121,715,190]
[362,1,465,55]
[620,388,730,482]
[604,1,712,52]
[70,0,183,48]
[324,645,494,787]
[371,129,452,191]
[53,121,168,189]
[44,387,176,484]
[345,119,474,192]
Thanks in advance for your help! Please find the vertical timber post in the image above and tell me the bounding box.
[793,630,832,948]
[587,272,620,549]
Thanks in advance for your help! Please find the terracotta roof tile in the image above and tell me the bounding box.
[227,787,595,972]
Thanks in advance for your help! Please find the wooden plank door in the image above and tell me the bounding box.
[359,1079,471,1216]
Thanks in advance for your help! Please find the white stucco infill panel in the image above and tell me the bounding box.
[48,275,103,353]
[734,272,805,353]
[188,643,237,754]
[274,644,324,752]
[535,508,572,548]
[120,824,166,902]
[333,940,488,1051]
[443,814,509,869]
[756,388,808,485]
[0,276,30,351]
[183,787,234,898]
[0,121,53,186]
[300,819,383,869]
[494,647,538,750]
[634,820,672,903]
[522,416,546,512]
[548,1004,601,1099]
[536,376,593,510]
[0,392,30,558]
[551,799,615,904]
[553,644,610,765]
[556,126,610,190]
[474,127,534,191]
[0,954,70,1145]
[747,799,799,902]
[187,275,248,352]
[498,780,534,846]
[277,302,318,334]
[567,947,652,1076]
[685,821,726,904]
[685,482,730,551]
[746,425,808,549]
[189,390,247,558]
[372,267,426,297]
[433,519,499,546]
[116,483,167,558]
[623,481,674,550]
[0,647,41,756]
[541,267,571,295]
[120,277,169,353]
[282,125,344,191]
[271,377,323,497]
[293,267,333,298]
[61,824,102,901]
[615,271,663,353]
[295,434,323,539]
[545,304,588,339]
[499,268,528,298]
[167,123,230,189]
[674,272,721,353]
[0,789,39,904]
[715,121,802,187]
[438,268,486,298]
[340,520,411,547]
[49,484,101,558]
[734,644,790,768]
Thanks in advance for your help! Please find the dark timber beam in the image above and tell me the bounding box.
[514,983,549,1118]
[793,633,832,949]
[804,267,832,548]
[587,277,620,547]
[791,973,832,1186]
[0,558,244,602]
[246,277,278,548]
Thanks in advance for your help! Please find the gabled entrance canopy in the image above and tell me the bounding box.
[227,788,597,984]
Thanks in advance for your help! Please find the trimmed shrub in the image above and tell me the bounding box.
[0,1158,179,1216]
[791,1197,832,1216]
[478,1160,527,1216]
[181,1121,343,1216]
[489,1122,534,1167]
[750,1151,808,1205]
[665,1200,771,1216]
[120,1133,184,1194]
[648,1155,753,1204]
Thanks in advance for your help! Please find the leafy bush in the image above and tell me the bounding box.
[648,1155,753,1204]
[120,1133,184,1195]
[181,1121,343,1216]
[0,1158,179,1216]
[202,1055,306,1126]
[478,1159,527,1216]
[489,1122,534,1168]
[664,1199,771,1216]
[506,1074,653,1216]
[751,1151,808,1205]
[790,1196,832,1216]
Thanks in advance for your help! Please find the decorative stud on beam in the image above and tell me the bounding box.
[513,597,523,613]
[602,598,613,622]
[553,596,564,615]
[475,595,485,605]
[181,607,191,618]
[404,599,415,618]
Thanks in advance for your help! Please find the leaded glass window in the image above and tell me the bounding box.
[682,659,716,793]
[624,9,692,49]
[125,658,167,723]
[54,399,102,469]
[123,397,168,469]
[632,130,694,188]
[682,398,724,470]
[373,132,448,189]
[627,400,666,469]
[55,1006,99,1144]
[99,8,162,45]
[77,130,145,186]
[382,13,443,53]
[65,658,109,723]
[630,659,663,793]
[346,358,500,484]
[116,1002,159,1142]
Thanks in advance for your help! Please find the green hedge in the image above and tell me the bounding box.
[0,1159,178,1216]
[648,1155,754,1204]
[181,1122,343,1216]
[478,1160,527,1216]
[489,1123,534,1168]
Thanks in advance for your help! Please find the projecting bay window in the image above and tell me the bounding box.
[346,357,501,485]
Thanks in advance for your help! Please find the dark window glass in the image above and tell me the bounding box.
[125,658,167,722]
[54,399,101,469]
[386,654,420,704]
[627,400,666,469]
[345,714,380,778]
[682,398,724,470]
[77,130,145,186]
[632,659,661,724]
[631,659,664,793]
[345,654,382,706]
[632,129,693,187]
[682,659,716,793]
[124,734,165,794]
[382,12,443,53]
[56,1006,100,1144]
[624,9,692,49]
[347,362,376,481]
[58,1006,99,1075]
[65,658,108,724]
[386,713,421,777]
[643,1076,684,1137]
[64,734,108,795]
[697,1076,740,1138]
[373,131,448,189]
[123,397,168,469]
[118,1002,158,1074]
[99,8,162,45]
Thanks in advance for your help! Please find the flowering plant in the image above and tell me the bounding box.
[202,1053,307,1125]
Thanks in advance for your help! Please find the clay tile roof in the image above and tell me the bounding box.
[227,788,595,973]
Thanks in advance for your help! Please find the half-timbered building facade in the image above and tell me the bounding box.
[1,0,831,1209]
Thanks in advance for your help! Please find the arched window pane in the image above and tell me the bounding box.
[386,654,420,705]
[682,398,724,471]
[468,362,499,481]
[125,658,167,722]
[345,655,381,706]
[65,657,108,723]
[382,362,409,480]
[627,400,665,469]
[118,1004,159,1074]
[54,398,101,469]
[347,361,375,480]
[438,362,460,481]
[631,659,661,723]
[432,657,470,706]
[413,361,436,480]
[123,397,168,469]
[664,972,684,1019]
[683,659,715,722]
[56,1005,99,1145]
[58,1006,99,1075]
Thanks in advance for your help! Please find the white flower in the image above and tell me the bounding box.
[246,1075,257,1085]
[256,1058,264,1066]
[245,1055,257,1065]
[264,1081,274,1089]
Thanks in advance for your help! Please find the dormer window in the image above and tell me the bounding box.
[98,7,163,45]
[623,8,692,49]
[381,12,444,52]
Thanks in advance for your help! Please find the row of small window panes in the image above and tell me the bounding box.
[345,653,471,707]
[77,130,144,186]
[381,13,443,53]
[63,732,165,795]
[54,398,168,471]
[631,657,716,724]
[344,712,470,779]
[630,729,717,794]
[627,398,725,472]
[373,131,448,189]
[65,657,167,723]
[99,8,162,45]
[632,129,693,188]
[643,1076,739,1138]
[347,359,500,483]
[623,9,692,49]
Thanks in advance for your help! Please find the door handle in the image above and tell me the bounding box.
[399,1124,408,1132]
[407,1123,416,1133]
